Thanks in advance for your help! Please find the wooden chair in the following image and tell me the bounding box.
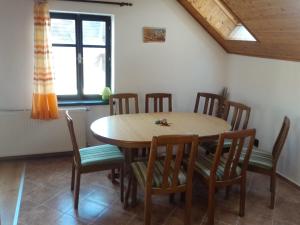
[109,93,139,178]
[125,135,199,225]
[239,116,290,209]
[204,100,251,153]
[145,93,172,113]
[65,111,125,209]
[109,93,139,115]
[194,92,225,118]
[194,129,256,225]
[223,100,251,131]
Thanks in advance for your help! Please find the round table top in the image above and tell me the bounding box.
[90,112,231,148]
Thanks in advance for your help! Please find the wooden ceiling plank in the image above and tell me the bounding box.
[179,0,300,62]
[178,0,229,52]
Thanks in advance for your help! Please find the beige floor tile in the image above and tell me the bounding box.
[18,205,62,225]
[125,201,175,225]
[91,208,134,225]
[43,187,94,213]
[50,214,88,225]
[164,203,205,225]
[16,156,300,225]
[22,184,64,205]
[201,216,235,225]
[273,199,300,223]
[19,199,39,216]
[66,199,106,224]
[273,219,299,225]
[85,185,119,206]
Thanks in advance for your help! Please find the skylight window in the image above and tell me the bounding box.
[228,24,256,41]
[187,0,256,42]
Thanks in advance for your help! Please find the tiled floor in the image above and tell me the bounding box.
[17,156,300,225]
[0,161,25,225]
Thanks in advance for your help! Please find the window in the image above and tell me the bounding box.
[50,13,112,102]
[228,24,256,41]
[188,0,256,42]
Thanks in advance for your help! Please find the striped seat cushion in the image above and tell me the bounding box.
[195,152,241,180]
[131,160,187,188]
[202,139,232,152]
[240,148,273,170]
[80,144,124,166]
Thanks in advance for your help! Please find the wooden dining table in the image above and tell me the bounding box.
[90,112,231,148]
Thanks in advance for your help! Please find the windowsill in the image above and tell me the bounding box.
[58,100,109,106]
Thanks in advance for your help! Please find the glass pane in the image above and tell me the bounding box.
[83,48,106,95]
[82,20,106,45]
[52,47,77,95]
[51,18,76,44]
[229,25,256,41]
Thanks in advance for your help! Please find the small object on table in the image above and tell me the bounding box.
[155,118,171,126]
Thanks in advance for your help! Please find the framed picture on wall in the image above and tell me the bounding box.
[143,27,166,43]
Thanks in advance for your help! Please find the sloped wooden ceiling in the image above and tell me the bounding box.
[178,0,300,61]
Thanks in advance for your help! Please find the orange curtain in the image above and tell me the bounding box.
[31,1,59,120]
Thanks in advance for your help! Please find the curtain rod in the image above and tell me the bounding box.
[0,108,89,112]
[59,0,133,7]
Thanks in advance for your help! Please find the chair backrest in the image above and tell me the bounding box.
[194,92,225,118]
[272,116,290,165]
[109,93,139,115]
[65,111,81,166]
[146,135,198,193]
[212,129,256,182]
[145,93,172,113]
[223,100,251,131]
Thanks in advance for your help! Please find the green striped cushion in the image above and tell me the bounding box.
[195,152,241,180]
[223,139,232,149]
[240,148,273,170]
[131,160,187,188]
[80,144,124,166]
[202,139,232,152]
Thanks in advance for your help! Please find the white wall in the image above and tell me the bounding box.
[0,0,34,110]
[0,0,300,186]
[0,109,87,157]
[0,0,227,112]
[49,0,227,112]
[226,55,300,185]
[0,0,227,154]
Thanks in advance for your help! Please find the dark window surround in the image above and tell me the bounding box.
[58,99,109,106]
[50,12,112,104]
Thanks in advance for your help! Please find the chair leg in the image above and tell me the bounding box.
[207,184,215,225]
[120,165,124,202]
[184,186,193,225]
[71,161,75,191]
[111,169,116,183]
[239,177,246,217]
[124,172,132,209]
[74,169,81,209]
[270,173,276,209]
[144,191,152,225]
[132,176,138,207]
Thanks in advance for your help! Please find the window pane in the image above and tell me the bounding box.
[51,19,76,44]
[82,21,106,45]
[229,25,256,41]
[83,48,106,95]
[52,47,77,95]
